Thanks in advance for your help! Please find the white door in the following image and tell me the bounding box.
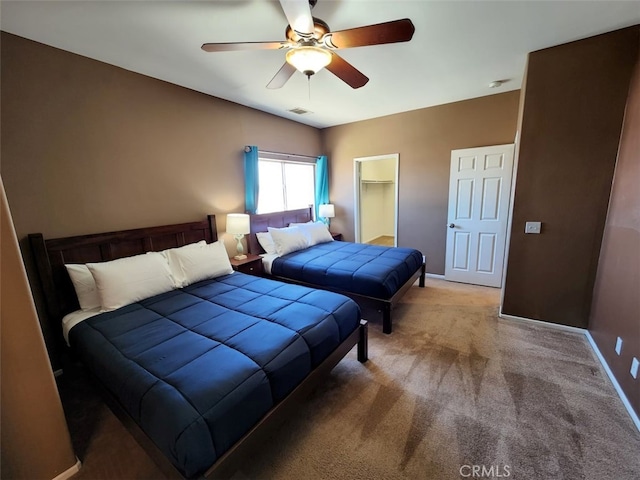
[445,144,514,287]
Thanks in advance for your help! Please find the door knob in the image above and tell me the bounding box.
[448,223,455,228]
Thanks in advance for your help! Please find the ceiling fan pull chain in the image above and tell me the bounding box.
[308,75,311,101]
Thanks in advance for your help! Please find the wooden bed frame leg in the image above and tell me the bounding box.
[419,260,426,288]
[357,320,368,363]
[382,305,392,334]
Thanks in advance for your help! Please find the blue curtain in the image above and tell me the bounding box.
[315,155,329,220]
[244,146,259,214]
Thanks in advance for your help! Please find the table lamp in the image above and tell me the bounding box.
[318,204,335,227]
[227,213,250,260]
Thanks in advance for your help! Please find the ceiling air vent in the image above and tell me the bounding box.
[288,107,312,115]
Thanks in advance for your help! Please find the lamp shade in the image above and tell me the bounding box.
[318,204,335,218]
[226,213,250,235]
[286,46,332,76]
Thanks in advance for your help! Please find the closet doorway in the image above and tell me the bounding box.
[354,154,399,247]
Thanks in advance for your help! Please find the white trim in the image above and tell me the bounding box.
[499,312,640,432]
[500,133,523,310]
[414,273,444,285]
[498,312,586,334]
[51,458,81,480]
[426,273,445,280]
[585,332,640,432]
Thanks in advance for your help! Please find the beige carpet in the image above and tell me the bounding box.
[58,278,640,479]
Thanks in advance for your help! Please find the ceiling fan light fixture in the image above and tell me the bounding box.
[285,46,332,76]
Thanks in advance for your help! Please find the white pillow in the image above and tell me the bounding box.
[169,240,233,287]
[256,232,277,255]
[87,252,176,312]
[160,240,206,287]
[295,222,334,246]
[268,226,309,256]
[65,264,101,310]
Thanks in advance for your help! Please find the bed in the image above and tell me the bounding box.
[248,207,426,334]
[28,215,368,479]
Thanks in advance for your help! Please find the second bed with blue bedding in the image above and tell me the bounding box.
[69,272,361,478]
[271,241,424,299]
[249,208,426,334]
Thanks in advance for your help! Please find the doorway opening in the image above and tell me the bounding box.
[354,154,399,247]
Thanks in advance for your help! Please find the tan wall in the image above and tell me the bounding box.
[1,33,322,365]
[502,26,639,328]
[589,54,640,417]
[322,91,520,274]
[1,33,322,243]
[1,177,78,479]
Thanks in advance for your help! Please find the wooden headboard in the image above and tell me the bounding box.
[29,215,217,347]
[248,207,313,254]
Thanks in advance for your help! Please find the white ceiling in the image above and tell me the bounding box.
[2,1,639,129]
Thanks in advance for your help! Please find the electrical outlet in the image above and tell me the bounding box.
[631,358,639,379]
[525,221,541,234]
[615,337,623,355]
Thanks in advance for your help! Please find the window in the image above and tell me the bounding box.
[257,158,315,214]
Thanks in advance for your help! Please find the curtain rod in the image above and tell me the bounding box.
[254,148,318,161]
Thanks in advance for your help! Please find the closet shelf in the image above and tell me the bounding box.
[361,180,394,184]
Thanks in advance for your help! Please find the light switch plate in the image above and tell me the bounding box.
[525,221,542,234]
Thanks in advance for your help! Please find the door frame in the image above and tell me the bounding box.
[354,153,399,246]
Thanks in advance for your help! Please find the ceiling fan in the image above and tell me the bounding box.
[201,0,415,89]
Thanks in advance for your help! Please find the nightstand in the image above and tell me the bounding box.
[330,232,343,241]
[229,253,264,276]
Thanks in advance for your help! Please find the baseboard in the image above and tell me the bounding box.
[425,273,445,280]
[585,332,640,432]
[51,458,81,480]
[498,312,586,334]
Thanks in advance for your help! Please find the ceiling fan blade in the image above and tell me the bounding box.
[279,0,314,36]
[201,41,290,52]
[266,62,297,89]
[326,53,369,89]
[323,18,415,49]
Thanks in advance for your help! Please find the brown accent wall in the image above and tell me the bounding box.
[1,33,322,365]
[321,91,520,274]
[1,32,321,242]
[589,54,640,418]
[1,177,78,479]
[502,26,639,328]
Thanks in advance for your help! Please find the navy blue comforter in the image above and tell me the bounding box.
[271,241,424,299]
[69,272,360,478]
